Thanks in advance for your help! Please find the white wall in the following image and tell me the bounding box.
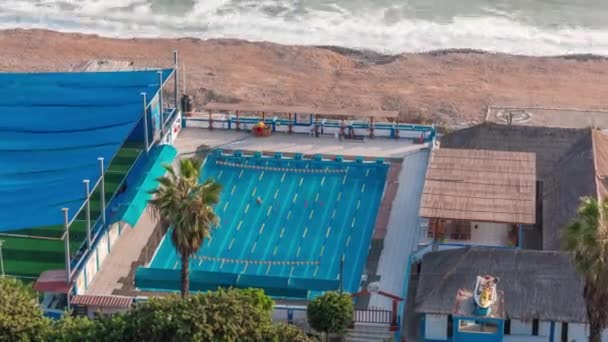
[538,321,551,337]
[470,221,511,246]
[507,320,551,337]
[510,319,532,335]
[74,223,122,294]
[425,314,448,341]
[568,323,587,342]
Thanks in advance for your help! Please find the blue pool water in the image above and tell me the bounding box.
[142,151,388,297]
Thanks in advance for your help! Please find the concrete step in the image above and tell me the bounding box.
[345,325,394,342]
[345,333,393,342]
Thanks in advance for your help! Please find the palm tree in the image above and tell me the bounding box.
[149,157,222,297]
[562,196,608,342]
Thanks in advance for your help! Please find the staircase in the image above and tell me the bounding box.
[345,323,394,342]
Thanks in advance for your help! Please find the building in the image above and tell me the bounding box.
[419,148,537,247]
[414,246,600,342]
[441,123,608,251]
[0,62,182,316]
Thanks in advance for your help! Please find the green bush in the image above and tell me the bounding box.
[266,323,317,342]
[307,291,354,339]
[124,288,275,342]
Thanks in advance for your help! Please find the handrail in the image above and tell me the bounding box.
[69,148,145,279]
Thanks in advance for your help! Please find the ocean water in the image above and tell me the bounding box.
[1,0,607,56]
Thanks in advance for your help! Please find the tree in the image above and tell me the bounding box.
[149,157,222,297]
[562,196,608,342]
[307,291,354,341]
[0,277,51,342]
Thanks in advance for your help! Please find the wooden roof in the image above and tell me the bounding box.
[202,102,398,119]
[71,294,133,309]
[419,148,537,224]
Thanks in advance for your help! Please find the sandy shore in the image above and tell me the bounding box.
[1,29,607,125]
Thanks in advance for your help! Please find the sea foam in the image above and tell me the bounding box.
[0,0,606,56]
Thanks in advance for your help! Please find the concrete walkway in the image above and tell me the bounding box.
[175,128,428,159]
[369,148,430,309]
[85,208,158,295]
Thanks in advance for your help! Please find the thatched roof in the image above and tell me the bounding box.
[419,148,536,224]
[542,132,596,250]
[441,123,589,179]
[414,247,586,323]
[440,123,608,250]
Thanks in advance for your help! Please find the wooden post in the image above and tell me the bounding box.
[208,110,213,130]
[395,117,400,139]
[391,299,398,331]
[236,111,240,131]
[262,111,265,121]
[369,117,375,138]
[288,113,293,134]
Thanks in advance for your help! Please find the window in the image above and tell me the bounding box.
[458,319,498,334]
[532,319,539,336]
[428,220,472,241]
[504,319,511,335]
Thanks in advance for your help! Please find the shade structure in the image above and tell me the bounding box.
[0,69,173,231]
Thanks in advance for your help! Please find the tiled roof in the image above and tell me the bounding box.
[71,295,133,309]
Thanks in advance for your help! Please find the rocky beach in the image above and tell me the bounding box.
[1,29,607,125]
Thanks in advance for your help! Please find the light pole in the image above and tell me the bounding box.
[0,239,4,278]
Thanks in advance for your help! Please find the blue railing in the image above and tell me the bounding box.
[185,115,436,141]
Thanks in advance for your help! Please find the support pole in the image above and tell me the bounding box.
[98,158,106,228]
[83,179,92,249]
[262,111,265,121]
[369,117,375,138]
[173,50,179,111]
[0,240,4,278]
[391,300,398,331]
[395,117,400,139]
[208,110,213,130]
[236,111,240,131]
[339,258,344,295]
[288,113,293,134]
[340,117,345,137]
[141,93,149,153]
[158,71,164,130]
[62,208,71,282]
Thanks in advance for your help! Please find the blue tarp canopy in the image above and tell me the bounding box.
[0,69,173,232]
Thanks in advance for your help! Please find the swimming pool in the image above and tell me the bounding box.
[137,150,389,298]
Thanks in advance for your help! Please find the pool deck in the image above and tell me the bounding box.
[86,128,431,300]
[175,128,429,159]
